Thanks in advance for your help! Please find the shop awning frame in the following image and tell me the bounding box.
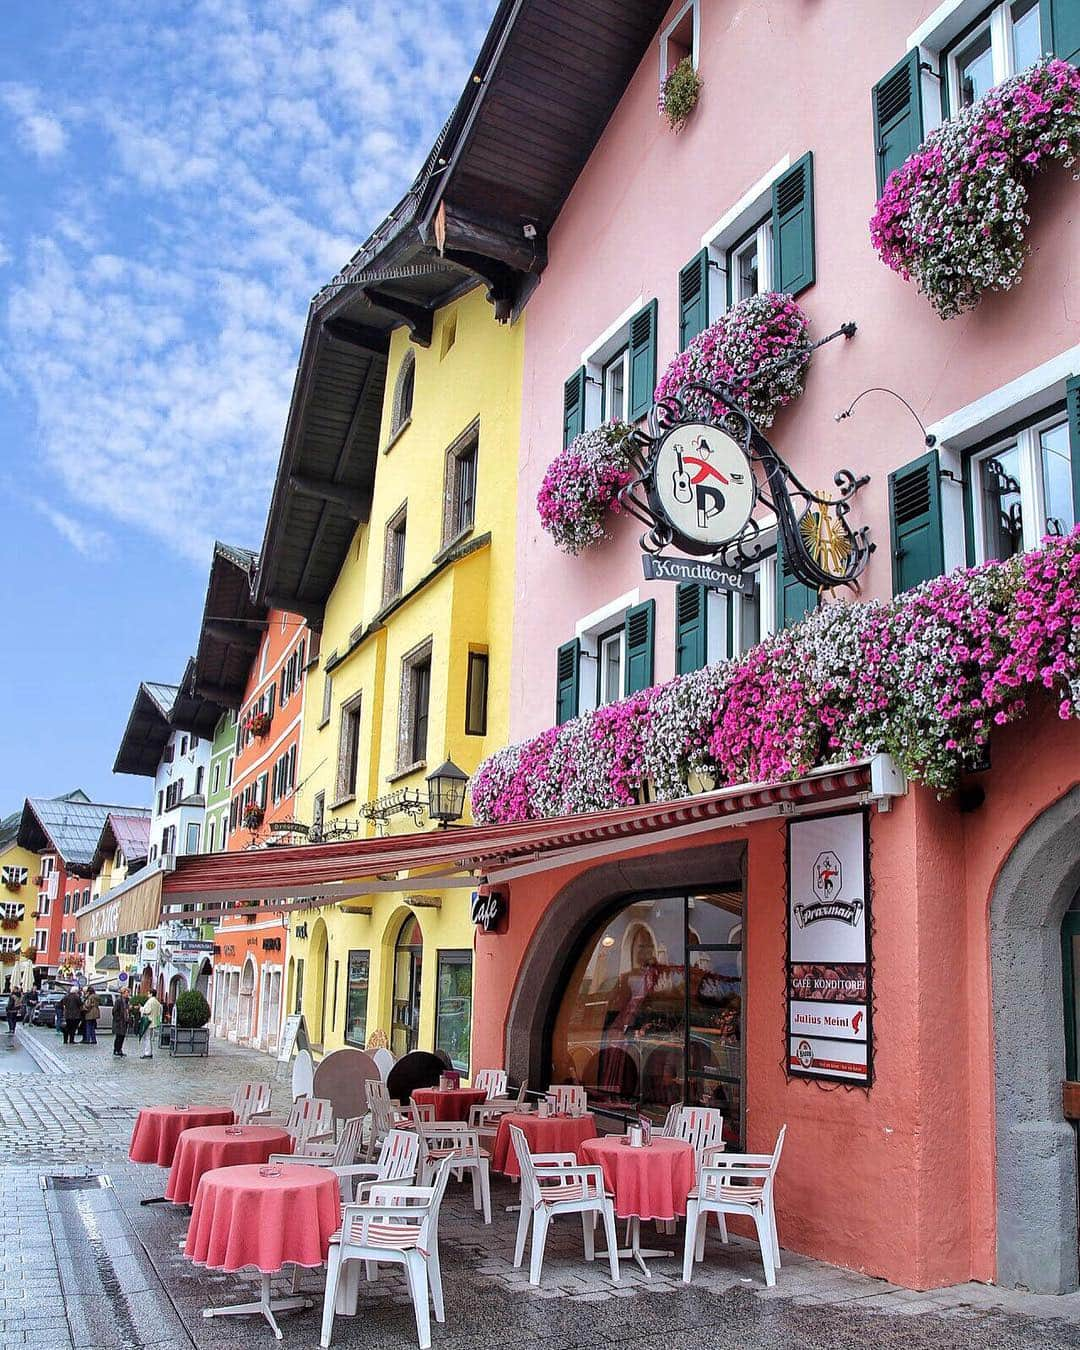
[75,861,169,944]
[160,756,905,923]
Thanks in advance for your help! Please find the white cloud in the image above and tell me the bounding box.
[0,83,67,159]
[3,1,499,564]
[28,497,109,557]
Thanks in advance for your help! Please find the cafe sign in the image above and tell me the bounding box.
[786,810,872,1085]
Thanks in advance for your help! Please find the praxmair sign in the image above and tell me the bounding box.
[617,323,873,592]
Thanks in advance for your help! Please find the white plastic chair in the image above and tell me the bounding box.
[550,1084,587,1114]
[319,1156,455,1350]
[660,1103,681,1137]
[670,1106,726,1172]
[472,1068,507,1100]
[364,1080,411,1160]
[285,1096,335,1148]
[232,1080,272,1124]
[331,1127,419,1203]
[414,1121,491,1224]
[508,1123,619,1287]
[683,1125,787,1287]
[270,1115,364,1168]
[292,1048,315,1101]
[371,1046,395,1081]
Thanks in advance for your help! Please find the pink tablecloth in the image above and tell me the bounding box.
[165,1124,293,1205]
[579,1136,695,1222]
[412,1087,488,1122]
[128,1105,235,1167]
[185,1163,341,1273]
[492,1112,598,1178]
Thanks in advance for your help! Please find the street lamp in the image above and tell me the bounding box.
[425,760,469,827]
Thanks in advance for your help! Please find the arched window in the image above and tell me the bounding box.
[391,350,415,437]
[392,914,423,1057]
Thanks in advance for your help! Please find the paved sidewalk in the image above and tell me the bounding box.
[1,1027,1077,1349]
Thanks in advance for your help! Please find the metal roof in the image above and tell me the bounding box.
[254,0,670,619]
[91,812,152,874]
[114,664,223,776]
[17,793,151,875]
[192,541,266,710]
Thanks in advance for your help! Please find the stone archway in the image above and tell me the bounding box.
[504,839,744,1089]
[991,784,1080,1294]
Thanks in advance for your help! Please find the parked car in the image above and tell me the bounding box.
[30,992,64,1027]
[93,990,115,1033]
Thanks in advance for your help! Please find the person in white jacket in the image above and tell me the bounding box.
[140,993,163,1059]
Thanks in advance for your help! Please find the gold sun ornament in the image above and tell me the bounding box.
[798,496,853,580]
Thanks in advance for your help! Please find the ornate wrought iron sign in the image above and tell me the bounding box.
[618,323,873,591]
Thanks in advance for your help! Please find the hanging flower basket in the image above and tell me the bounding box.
[3,878,21,893]
[243,804,265,831]
[33,875,45,887]
[654,292,812,430]
[658,56,702,131]
[870,59,1080,319]
[246,710,271,738]
[1,919,20,932]
[472,528,1080,823]
[537,421,635,554]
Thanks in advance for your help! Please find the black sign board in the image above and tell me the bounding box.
[642,553,753,594]
[471,889,506,933]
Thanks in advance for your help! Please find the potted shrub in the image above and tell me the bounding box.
[171,988,211,1057]
[658,56,702,131]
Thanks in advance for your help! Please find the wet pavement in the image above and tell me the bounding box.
[0,1031,41,1074]
[1,1025,1078,1349]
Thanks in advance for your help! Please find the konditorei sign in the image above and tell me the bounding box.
[641,553,752,594]
[786,810,872,1085]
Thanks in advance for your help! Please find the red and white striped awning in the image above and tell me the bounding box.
[160,756,902,921]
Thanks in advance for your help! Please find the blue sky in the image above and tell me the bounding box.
[0,0,497,811]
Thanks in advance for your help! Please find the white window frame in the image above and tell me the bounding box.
[207,819,216,855]
[34,929,47,953]
[38,893,50,916]
[40,855,55,878]
[945,0,1041,113]
[597,628,626,707]
[728,219,774,307]
[699,157,789,323]
[969,410,1071,562]
[573,589,640,716]
[580,297,644,432]
[658,0,700,83]
[601,348,630,424]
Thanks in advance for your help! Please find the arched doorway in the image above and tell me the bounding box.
[309,919,329,1047]
[168,973,186,1005]
[237,957,256,1042]
[195,960,211,999]
[391,914,423,1058]
[991,784,1080,1293]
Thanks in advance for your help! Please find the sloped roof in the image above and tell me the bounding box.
[192,541,266,710]
[17,793,150,874]
[170,658,226,738]
[0,810,21,851]
[113,683,178,777]
[91,812,152,874]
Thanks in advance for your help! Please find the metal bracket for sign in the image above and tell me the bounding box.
[618,322,874,591]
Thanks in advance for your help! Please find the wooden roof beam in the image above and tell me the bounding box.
[289,474,372,522]
[192,681,244,711]
[323,318,391,353]
[426,202,547,274]
[361,288,434,347]
[203,620,265,645]
[264,592,325,629]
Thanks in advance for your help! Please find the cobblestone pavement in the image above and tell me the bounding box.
[1,1025,1078,1349]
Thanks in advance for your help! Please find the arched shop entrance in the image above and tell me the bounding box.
[550,890,744,1140]
[308,918,329,1047]
[391,914,423,1058]
[991,784,1080,1293]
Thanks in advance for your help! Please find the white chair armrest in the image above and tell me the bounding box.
[710,1151,772,1166]
[342,1200,430,1224]
[266,1153,298,1166]
[356,1184,433,1202]
[531,1152,579,1166]
[334,1163,381,1180]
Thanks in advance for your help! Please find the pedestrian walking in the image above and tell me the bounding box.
[81,987,100,1044]
[6,992,21,1036]
[140,992,163,1059]
[60,987,83,1044]
[113,990,131,1057]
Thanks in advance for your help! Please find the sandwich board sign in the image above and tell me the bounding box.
[277,1012,311,1063]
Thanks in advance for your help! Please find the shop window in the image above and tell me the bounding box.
[399,639,432,770]
[335,695,362,805]
[966,408,1074,563]
[384,503,407,602]
[659,0,699,82]
[465,650,489,736]
[392,916,423,1058]
[390,349,415,440]
[435,950,473,1075]
[444,422,479,545]
[549,890,744,1138]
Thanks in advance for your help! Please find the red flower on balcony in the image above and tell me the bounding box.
[3,878,21,893]
[246,710,271,738]
[1,919,20,932]
[243,804,265,831]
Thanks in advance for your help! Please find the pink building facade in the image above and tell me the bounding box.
[470,0,1080,1298]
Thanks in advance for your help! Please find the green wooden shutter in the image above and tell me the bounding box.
[1044,0,1080,65]
[628,300,658,422]
[888,449,944,594]
[555,639,580,724]
[563,368,586,448]
[771,153,815,296]
[678,251,709,350]
[776,533,817,629]
[1066,374,1080,526]
[623,600,656,694]
[871,51,924,196]
[675,582,707,674]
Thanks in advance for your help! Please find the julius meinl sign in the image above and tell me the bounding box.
[786,809,872,1085]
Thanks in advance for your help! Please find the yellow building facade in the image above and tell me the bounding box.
[288,285,523,1072]
[0,830,40,987]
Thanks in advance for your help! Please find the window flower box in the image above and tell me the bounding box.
[658,56,702,131]
[871,59,1080,319]
[537,421,635,554]
[243,805,264,831]
[1,919,20,932]
[246,710,272,738]
[3,878,22,893]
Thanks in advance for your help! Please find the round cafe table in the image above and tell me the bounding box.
[492,1111,597,1178]
[579,1135,695,1278]
[185,1162,341,1339]
[129,1104,235,1167]
[412,1086,488,1122]
[165,1124,293,1206]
